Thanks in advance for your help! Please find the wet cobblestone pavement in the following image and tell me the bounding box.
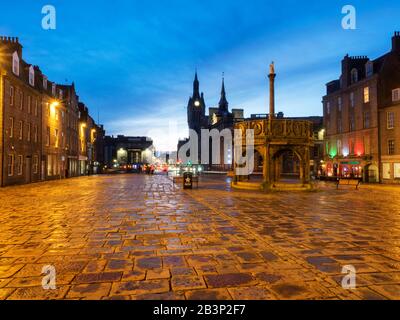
[0,174,399,300]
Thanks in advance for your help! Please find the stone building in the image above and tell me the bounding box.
[323,32,400,183]
[178,72,244,170]
[0,36,103,186]
[104,135,154,169]
[0,37,42,186]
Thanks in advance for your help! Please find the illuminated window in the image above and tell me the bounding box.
[55,129,59,148]
[27,95,32,113]
[27,123,31,142]
[46,127,50,146]
[9,86,14,106]
[392,88,400,102]
[12,51,19,76]
[8,155,14,176]
[9,117,14,138]
[387,112,395,129]
[34,125,38,143]
[388,140,395,155]
[17,155,23,175]
[363,87,370,103]
[19,91,23,109]
[34,99,38,116]
[18,121,23,140]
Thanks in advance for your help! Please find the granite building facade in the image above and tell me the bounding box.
[323,32,400,183]
[0,36,104,186]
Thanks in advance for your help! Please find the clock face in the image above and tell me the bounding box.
[194,100,200,107]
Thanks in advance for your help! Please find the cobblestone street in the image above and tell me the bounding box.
[0,174,399,300]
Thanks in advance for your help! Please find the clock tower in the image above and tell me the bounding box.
[187,72,207,134]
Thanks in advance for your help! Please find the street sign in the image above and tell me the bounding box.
[183,172,193,189]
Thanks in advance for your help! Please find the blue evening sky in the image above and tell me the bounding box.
[1,0,399,150]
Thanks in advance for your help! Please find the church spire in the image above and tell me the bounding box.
[193,70,200,99]
[218,73,228,112]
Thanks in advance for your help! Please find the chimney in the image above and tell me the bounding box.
[268,62,276,119]
[392,31,400,52]
[0,36,23,57]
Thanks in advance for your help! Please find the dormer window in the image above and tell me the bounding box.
[12,52,20,76]
[392,88,400,102]
[365,61,373,78]
[29,66,35,86]
[43,76,48,90]
[351,68,358,84]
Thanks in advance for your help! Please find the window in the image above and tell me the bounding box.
[34,125,38,143]
[52,83,56,96]
[59,89,63,99]
[12,52,19,76]
[349,139,355,155]
[46,127,50,146]
[351,68,358,84]
[337,117,343,133]
[9,117,14,138]
[43,76,48,90]
[337,140,342,155]
[10,86,14,106]
[33,155,39,174]
[350,92,355,108]
[55,110,59,121]
[27,123,31,142]
[19,91,23,109]
[8,155,14,176]
[17,155,23,175]
[29,66,35,86]
[27,96,32,114]
[18,121,23,140]
[338,97,342,112]
[363,87,370,103]
[387,112,395,129]
[392,88,400,102]
[47,155,52,177]
[365,61,374,77]
[349,114,355,131]
[326,101,331,114]
[388,140,395,155]
[363,111,370,129]
[34,99,38,116]
[55,129,59,148]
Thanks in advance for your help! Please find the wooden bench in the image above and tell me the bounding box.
[336,178,361,190]
[172,176,199,188]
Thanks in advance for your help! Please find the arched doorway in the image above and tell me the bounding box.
[254,149,263,173]
[272,148,302,183]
